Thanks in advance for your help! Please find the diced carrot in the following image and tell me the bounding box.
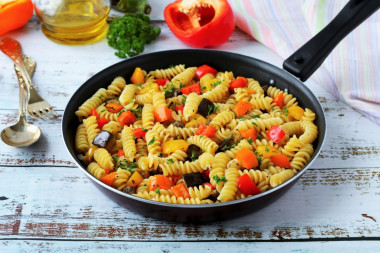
[117,149,125,158]
[117,111,136,126]
[126,171,144,187]
[270,155,290,168]
[239,128,257,141]
[99,172,117,186]
[171,183,190,199]
[153,106,173,122]
[130,67,145,85]
[149,175,173,192]
[236,148,258,169]
[273,93,284,108]
[234,100,252,117]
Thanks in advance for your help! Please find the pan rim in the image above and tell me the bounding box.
[62,49,326,209]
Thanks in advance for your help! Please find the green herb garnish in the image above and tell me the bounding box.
[148,137,155,145]
[107,13,161,58]
[166,158,175,164]
[213,175,227,185]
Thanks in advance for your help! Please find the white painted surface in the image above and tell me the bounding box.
[0,1,379,252]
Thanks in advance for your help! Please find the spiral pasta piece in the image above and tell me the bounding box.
[160,160,203,176]
[170,67,197,89]
[135,90,154,105]
[217,159,241,202]
[83,116,100,147]
[198,152,214,170]
[87,162,107,179]
[142,104,155,130]
[249,94,273,111]
[106,76,126,98]
[166,124,196,139]
[302,108,316,122]
[138,154,162,171]
[209,152,230,192]
[201,80,229,102]
[280,121,303,137]
[119,84,138,106]
[145,130,162,155]
[112,168,132,190]
[153,195,206,204]
[234,88,250,102]
[121,126,137,162]
[149,64,186,79]
[281,135,303,160]
[210,111,235,129]
[247,78,264,94]
[94,148,114,171]
[290,144,314,170]
[188,185,212,200]
[183,92,202,121]
[96,103,119,122]
[152,92,166,109]
[299,121,318,144]
[75,124,89,153]
[267,86,297,108]
[187,135,219,155]
[270,169,295,187]
[136,138,148,159]
[75,88,108,120]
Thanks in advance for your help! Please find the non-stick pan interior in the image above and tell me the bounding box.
[62,49,326,222]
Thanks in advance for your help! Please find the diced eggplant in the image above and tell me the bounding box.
[183,172,207,188]
[186,144,202,162]
[173,90,182,97]
[122,186,135,194]
[92,130,112,148]
[261,85,269,95]
[173,121,185,128]
[217,138,235,153]
[197,98,214,117]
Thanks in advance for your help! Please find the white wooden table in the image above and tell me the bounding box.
[1,2,379,252]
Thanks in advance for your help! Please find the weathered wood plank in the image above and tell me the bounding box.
[1,105,379,168]
[0,167,379,240]
[1,240,380,253]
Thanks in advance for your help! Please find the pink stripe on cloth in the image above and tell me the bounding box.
[228,0,380,125]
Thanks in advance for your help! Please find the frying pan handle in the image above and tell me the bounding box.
[283,0,380,82]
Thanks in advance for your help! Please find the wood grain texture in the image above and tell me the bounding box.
[1,241,380,253]
[0,166,379,240]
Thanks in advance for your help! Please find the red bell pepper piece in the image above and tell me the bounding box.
[132,128,147,139]
[273,93,284,108]
[195,124,216,138]
[175,106,184,113]
[181,83,201,95]
[117,111,136,126]
[230,76,248,91]
[237,174,261,196]
[117,149,125,158]
[154,106,173,123]
[90,108,100,119]
[106,103,124,113]
[195,64,218,79]
[270,155,290,168]
[164,0,235,48]
[99,172,117,186]
[156,78,170,86]
[97,117,108,129]
[266,125,286,143]
[203,182,216,190]
[149,175,173,192]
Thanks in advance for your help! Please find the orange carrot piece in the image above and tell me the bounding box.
[234,100,252,117]
[270,155,290,168]
[239,128,257,141]
[236,147,258,169]
[99,172,117,186]
[171,183,190,199]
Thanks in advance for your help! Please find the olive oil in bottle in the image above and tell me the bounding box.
[34,0,110,45]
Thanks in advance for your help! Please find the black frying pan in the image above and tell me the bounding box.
[62,0,379,222]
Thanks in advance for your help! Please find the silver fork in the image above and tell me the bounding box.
[14,55,58,120]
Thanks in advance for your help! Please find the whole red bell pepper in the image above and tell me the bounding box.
[164,0,235,48]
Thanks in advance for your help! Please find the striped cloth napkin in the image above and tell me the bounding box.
[228,0,380,125]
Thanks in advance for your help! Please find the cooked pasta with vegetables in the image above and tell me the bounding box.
[74,64,318,204]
